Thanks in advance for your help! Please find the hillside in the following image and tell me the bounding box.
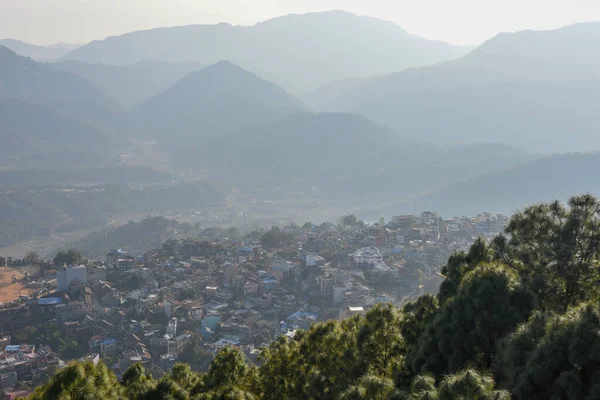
[0,166,173,187]
[62,10,469,93]
[0,182,224,248]
[0,39,79,61]
[129,60,309,147]
[47,60,204,110]
[67,216,195,259]
[0,46,121,130]
[355,80,600,153]
[0,100,112,157]
[372,152,600,218]
[195,112,531,200]
[305,21,600,112]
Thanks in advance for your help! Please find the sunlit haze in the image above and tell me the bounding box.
[3,0,600,46]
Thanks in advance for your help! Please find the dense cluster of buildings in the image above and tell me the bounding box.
[0,210,510,397]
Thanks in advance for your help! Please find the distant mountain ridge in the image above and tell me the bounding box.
[129,60,310,147]
[194,111,532,201]
[46,60,205,110]
[303,21,600,153]
[0,45,121,131]
[61,10,469,93]
[0,39,80,61]
[305,21,600,111]
[410,152,600,217]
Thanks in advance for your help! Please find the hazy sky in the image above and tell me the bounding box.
[3,0,600,46]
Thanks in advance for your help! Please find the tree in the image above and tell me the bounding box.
[29,361,123,400]
[357,304,404,378]
[436,369,510,400]
[342,215,358,227]
[437,238,492,305]
[122,362,156,400]
[493,194,600,312]
[24,251,39,266]
[406,262,537,377]
[53,249,86,266]
[340,374,395,400]
[260,226,291,249]
[496,303,600,400]
[179,335,211,369]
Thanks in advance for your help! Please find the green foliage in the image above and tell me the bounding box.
[260,226,292,249]
[496,303,600,400]
[29,361,124,400]
[493,194,600,311]
[406,262,536,377]
[342,215,358,227]
[53,249,86,266]
[437,238,492,305]
[122,363,156,400]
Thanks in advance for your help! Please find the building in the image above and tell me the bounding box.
[339,306,365,320]
[107,249,135,270]
[317,275,335,296]
[56,266,88,292]
[392,215,416,229]
[350,247,383,265]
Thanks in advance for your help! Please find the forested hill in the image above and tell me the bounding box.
[29,194,600,399]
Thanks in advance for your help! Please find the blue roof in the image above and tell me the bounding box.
[5,345,20,352]
[38,297,62,306]
[102,339,116,345]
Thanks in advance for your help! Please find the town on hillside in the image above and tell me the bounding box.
[0,211,509,397]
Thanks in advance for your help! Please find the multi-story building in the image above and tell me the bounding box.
[350,247,383,265]
[56,266,87,292]
[107,249,135,270]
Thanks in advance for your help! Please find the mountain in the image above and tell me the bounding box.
[355,79,600,153]
[305,22,600,111]
[0,100,111,157]
[196,112,531,201]
[0,46,121,129]
[46,60,204,110]
[0,39,79,61]
[375,152,600,218]
[129,60,309,148]
[62,10,469,94]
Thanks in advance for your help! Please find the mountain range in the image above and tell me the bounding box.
[304,22,600,153]
[46,60,204,111]
[2,12,600,227]
[61,10,469,94]
[366,152,600,218]
[128,60,310,148]
[0,39,80,61]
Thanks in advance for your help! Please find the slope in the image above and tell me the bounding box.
[395,152,600,217]
[62,10,469,93]
[46,60,204,110]
[196,112,532,201]
[0,100,111,157]
[129,60,309,148]
[355,80,600,153]
[0,46,121,129]
[305,22,600,111]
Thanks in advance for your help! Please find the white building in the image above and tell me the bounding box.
[350,247,383,265]
[56,265,88,292]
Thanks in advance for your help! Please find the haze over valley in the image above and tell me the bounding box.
[0,9,599,257]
